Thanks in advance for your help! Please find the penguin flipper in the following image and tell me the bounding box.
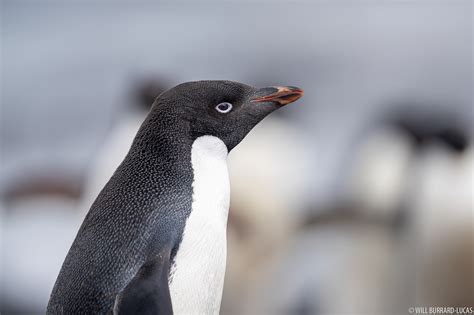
[113,247,173,315]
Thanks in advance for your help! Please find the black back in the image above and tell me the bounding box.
[48,106,194,313]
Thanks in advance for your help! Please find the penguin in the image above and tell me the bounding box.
[47,80,303,314]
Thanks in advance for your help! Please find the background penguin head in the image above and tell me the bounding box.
[153,80,303,150]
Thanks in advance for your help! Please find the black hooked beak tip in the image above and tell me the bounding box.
[251,86,304,105]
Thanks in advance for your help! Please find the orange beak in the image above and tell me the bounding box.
[251,86,304,105]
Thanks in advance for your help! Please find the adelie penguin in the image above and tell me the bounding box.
[47,80,304,314]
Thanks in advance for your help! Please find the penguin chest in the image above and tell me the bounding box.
[169,136,230,314]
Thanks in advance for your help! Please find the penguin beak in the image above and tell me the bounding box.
[251,86,304,106]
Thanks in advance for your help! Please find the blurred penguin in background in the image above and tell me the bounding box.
[344,105,473,311]
[348,105,470,216]
[385,107,473,308]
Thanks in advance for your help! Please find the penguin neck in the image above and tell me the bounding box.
[190,135,230,220]
[130,111,230,194]
[131,111,195,169]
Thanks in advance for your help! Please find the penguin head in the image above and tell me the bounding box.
[153,80,303,150]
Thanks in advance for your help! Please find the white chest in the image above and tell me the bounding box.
[169,136,230,315]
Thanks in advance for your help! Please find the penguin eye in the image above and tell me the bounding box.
[215,102,233,114]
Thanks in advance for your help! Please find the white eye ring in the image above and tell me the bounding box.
[215,102,233,114]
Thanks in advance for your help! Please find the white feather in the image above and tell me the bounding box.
[169,135,230,315]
